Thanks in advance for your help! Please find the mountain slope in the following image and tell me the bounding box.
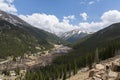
[73,22,120,53]
[23,23,120,80]
[60,29,89,42]
[0,10,67,58]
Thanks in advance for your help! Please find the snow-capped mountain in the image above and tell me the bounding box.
[60,29,91,42]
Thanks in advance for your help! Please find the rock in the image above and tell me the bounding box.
[86,77,93,80]
[89,70,95,77]
[111,62,120,72]
[96,70,105,75]
[102,74,108,80]
[10,71,16,76]
[108,70,118,78]
[89,69,100,77]
[93,76,102,80]
[95,74,101,78]
[95,64,105,70]
[81,67,89,72]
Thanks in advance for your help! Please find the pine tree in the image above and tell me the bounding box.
[95,48,99,64]
[73,60,77,75]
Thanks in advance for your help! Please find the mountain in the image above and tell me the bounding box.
[60,29,90,42]
[0,10,67,58]
[73,22,120,53]
[24,22,120,80]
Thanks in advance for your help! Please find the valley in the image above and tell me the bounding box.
[0,2,120,79]
[0,44,71,80]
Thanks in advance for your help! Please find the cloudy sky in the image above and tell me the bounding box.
[0,0,120,35]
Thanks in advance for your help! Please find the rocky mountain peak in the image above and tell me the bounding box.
[0,10,29,26]
[59,29,90,42]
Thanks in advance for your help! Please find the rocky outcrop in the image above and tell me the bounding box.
[68,55,120,80]
[87,57,120,80]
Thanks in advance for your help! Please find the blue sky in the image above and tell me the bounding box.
[13,0,120,22]
[0,0,120,34]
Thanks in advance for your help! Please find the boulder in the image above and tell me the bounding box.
[10,71,16,76]
[97,70,105,75]
[89,70,95,77]
[93,76,102,80]
[86,77,93,80]
[108,70,118,78]
[111,62,120,72]
[81,67,89,72]
[95,64,105,70]
[95,74,101,78]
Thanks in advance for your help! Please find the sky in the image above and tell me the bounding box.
[0,0,120,35]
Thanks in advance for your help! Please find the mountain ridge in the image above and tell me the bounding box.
[60,29,90,42]
[0,10,68,58]
[73,22,120,53]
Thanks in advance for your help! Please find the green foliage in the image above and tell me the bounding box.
[15,67,20,75]
[2,69,9,76]
[13,57,16,62]
[0,20,68,58]
[73,23,120,54]
[0,20,39,58]
[24,40,120,80]
[24,52,95,80]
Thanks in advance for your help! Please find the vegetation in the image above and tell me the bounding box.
[73,23,120,53]
[15,67,20,75]
[24,23,120,80]
[1,11,120,80]
[0,20,68,58]
[24,40,120,80]
[0,20,38,58]
[2,69,10,76]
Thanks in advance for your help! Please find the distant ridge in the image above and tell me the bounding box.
[73,22,120,53]
[60,29,90,42]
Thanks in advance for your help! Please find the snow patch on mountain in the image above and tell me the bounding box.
[60,29,91,42]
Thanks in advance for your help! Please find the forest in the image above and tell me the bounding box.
[24,40,120,80]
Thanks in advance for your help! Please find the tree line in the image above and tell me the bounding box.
[24,41,120,80]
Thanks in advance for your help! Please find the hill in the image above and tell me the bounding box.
[0,10,67,58]
[73,23,120,53]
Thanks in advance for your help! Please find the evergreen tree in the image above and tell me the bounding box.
[73,60,77,75]
[95,48,99,64]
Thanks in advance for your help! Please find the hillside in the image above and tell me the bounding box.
[0,10,67,58]
[73,23,120,53]
[67,55,120,80]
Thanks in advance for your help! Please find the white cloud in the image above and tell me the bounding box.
[79,10,120,32]
[89,1,94,5]
[79,21,108,32]
[101,10,120,23]
[0,0,17,13]
[63,15,75,23]
[19,14,78,35]
[80,0,97,5]
[6,0,14,3]
[80,12,88,21]
[0,0,119,36]
[19,10,120,35]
